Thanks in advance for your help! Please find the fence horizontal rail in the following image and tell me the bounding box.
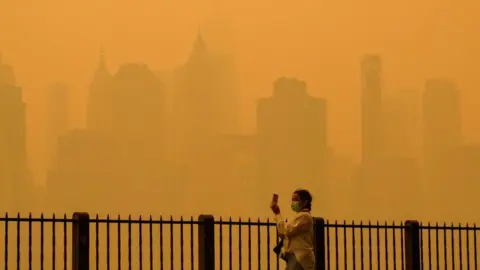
[325,221,406,229]
[420,223,480,231]
[91,216,202,225]
[0,214,72,222]
[214,218,275,226]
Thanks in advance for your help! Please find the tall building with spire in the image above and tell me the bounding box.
[170,32,239,209]
[87,46,112,130]
[49,59,166,213]
[173,32,238,160]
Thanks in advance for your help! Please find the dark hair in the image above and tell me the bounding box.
[294,189,312,211]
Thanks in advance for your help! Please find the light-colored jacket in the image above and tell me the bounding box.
[274,211,315,269]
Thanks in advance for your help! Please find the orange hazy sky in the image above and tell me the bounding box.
[1,0,480,180]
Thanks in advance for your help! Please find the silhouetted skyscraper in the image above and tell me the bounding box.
[173,32,238,162]
[0,56,30,212]
[109,63,166,212]
[46,83,69,170]
[257,77,327,211]
[87,47,112,130]
[361,55,383,165]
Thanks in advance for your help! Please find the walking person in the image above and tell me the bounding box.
[270,189,315,270]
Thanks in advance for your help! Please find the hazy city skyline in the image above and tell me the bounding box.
[2,0,480,173]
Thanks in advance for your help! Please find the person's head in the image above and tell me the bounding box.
[291,189,312,212]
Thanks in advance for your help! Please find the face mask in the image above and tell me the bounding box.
[291,202,301,212]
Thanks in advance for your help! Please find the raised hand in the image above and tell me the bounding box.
[270,201,280,215]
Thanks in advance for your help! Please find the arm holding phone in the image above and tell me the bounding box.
[270,194,280,215]
[270,194,283,235]
[270,194,286,260]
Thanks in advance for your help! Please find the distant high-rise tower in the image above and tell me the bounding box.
[361,55,383,165]
[173,32,238,160]
[257,77,328,204]
[46,83,69,170]
[0,56,30,212]
[49,63,166,213]
[422,79,462,170]
[87,46,112,130]
[109,63,166,211]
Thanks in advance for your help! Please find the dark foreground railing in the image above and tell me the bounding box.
[1,213,479,270]
[419,223,480,270]
[0,213,73,270]
[324,221,407,270]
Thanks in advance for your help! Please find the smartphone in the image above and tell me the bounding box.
[272,194,279,203]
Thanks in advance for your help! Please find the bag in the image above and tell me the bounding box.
[273,239,287,261]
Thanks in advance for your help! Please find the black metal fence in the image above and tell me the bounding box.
[419,223,480,270]
[324,221,407,270]
[1,213,479,270]
[0,213,73,270]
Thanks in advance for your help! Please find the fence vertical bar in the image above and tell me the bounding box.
[72,212,90,270]
[52,214,56,270]
[41,214,45,270]
[63,214,67,270]
[314,217,326,270]
[198,215,215,270]
[5,213,8,270]
[404,220,420,270]
[17,213,21,270]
